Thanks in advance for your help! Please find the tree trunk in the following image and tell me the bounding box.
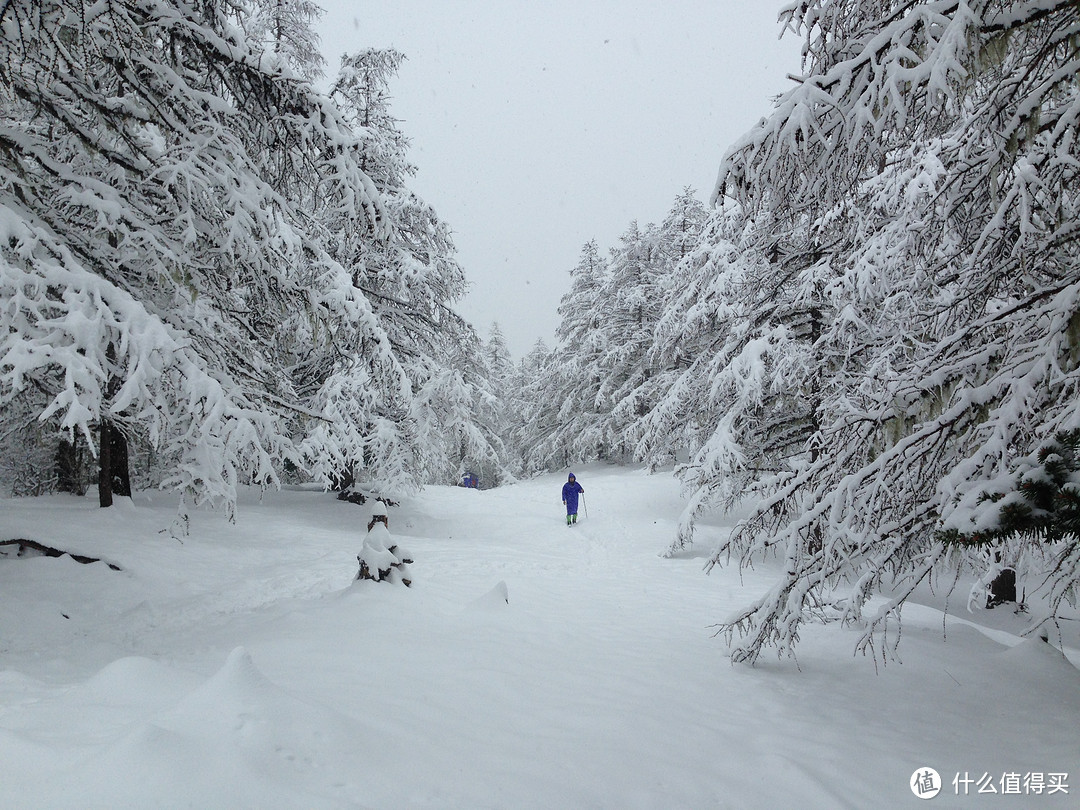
[330,465,355,492]
[98,339,131,507]
[109,420,131,497]
[55,435,83,495]
[98,417,113,508]
[97,417,131,507]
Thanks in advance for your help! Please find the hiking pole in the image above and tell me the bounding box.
[581,493,588,520]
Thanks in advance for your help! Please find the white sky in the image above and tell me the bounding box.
[315,2,803,357]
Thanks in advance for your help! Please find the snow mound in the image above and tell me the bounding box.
[466,580,510,611]
[996,636,1080,683]
[84,655,199,700]
[161,646,297,739]
[26,647,376,809]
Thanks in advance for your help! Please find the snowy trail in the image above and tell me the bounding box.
[1,466,1078,808]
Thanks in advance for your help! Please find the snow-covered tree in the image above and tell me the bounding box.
[532,241,611,467]
[324,47,505,493]
[356,501,413,586]
[536,191,707,477]
[410,323,510,489]
[483,323,515,397]
[593,221,665,454]
[632,208,758,501]
[513,339,563,475]
[624,190,710,468]
[243,0,327,82]
[0,0,391,522]
[481,322,518,477]
[684,0,1080,662]
[940,428,1080,620]
[657,188,708,270]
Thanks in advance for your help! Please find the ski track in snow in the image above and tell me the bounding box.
[1,465,1078,809]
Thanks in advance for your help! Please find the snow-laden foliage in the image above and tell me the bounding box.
[479,319,516,481]
[0,0,387,520]
[326,48,507,492]
[512,339,564,475]
[607,194,710,451]
[594,220,664,452]
[534,240,611,468]
[356,521,413,586]
[0,2,499,519]
[532,190,708,474]
[670,0,1080,663]
[243,0,327,83]
[940,429,1080,622]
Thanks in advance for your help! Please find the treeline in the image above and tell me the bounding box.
[0,1,507,522]
[509,2,1080,662]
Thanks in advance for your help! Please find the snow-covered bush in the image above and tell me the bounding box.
[940,430,1080,618]
[356,504,413,586]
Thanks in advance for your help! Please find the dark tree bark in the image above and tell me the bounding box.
[55,435,84,495]
[98,417,113,508]
[987,568,1017,608]
[330,464,355,491]
[98,340,131,507]
[97,417,131,507]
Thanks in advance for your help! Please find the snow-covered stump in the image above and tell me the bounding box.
[356,503,412,587]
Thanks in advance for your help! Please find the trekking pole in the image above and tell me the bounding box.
[581,493,588,520]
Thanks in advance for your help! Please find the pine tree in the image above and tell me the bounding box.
[513,340,563,474]
[0,1,390,523]
[482,322,518,477]
[626,190,709,472]
[535,241,610,467]
[318,47,504,496]
[680,1,1080,662]
[940,430,1080,617]
[594,221,666,458]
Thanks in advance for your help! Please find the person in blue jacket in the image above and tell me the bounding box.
[561,473,584,526]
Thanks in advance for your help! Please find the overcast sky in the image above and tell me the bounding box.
[315,2,802,357]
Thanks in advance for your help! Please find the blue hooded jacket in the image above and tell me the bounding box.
[561,474,583,514]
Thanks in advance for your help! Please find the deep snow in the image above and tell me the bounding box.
[1,465,1077,808]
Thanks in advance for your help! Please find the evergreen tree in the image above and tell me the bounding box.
[536,241,610,467]
[625,190,709,471]
[0,0,391,523]
[483,323,515,396]
[678,1,1080,662]
[631,207,759,520]
[595,221,665,458]
[513,339,562,474]
[940,430,1080,618]
[319,47,505,495]
[482,322,518,477]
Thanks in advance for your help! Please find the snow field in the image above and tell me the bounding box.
[0,465,1077,808]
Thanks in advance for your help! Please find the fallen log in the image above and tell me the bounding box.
[0,539,122,571]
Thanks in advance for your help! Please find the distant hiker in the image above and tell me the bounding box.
[561,472,584,526]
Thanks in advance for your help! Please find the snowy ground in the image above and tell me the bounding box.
[1,465,1077,809]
